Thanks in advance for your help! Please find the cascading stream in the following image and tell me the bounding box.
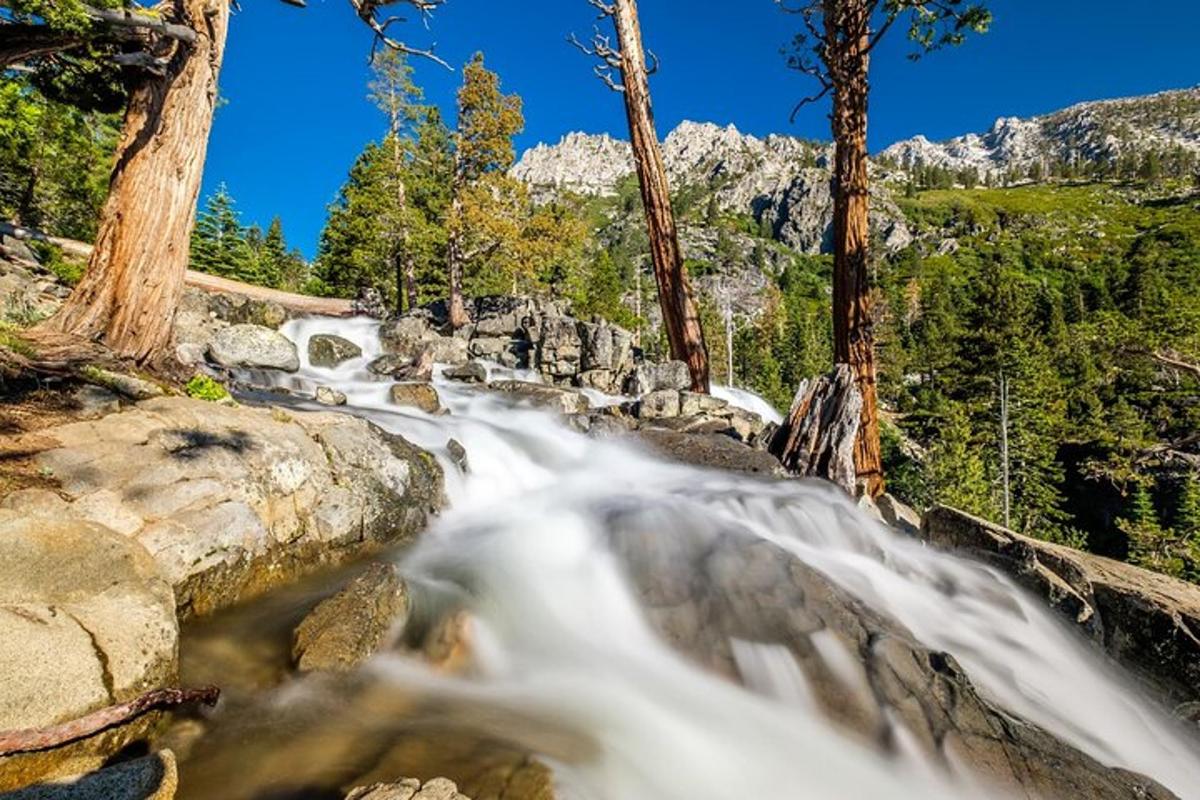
[217,315,1200,800]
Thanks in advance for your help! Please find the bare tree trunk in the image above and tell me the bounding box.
[446,179,468,328]
[828,0,884,497]
[388,133,419,314]
[33,0,228,365]
[610,0,709,393]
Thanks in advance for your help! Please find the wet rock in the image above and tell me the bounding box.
[380,316,435,357]
[1,750,179,800]
[293,563,409,673]
[308,334,362,368]
[8,397,441,618]
[0,513,177,789]
[446,439,470,474]
[488,380,590,415]
[634,429,786,476]
[368,354,414,378]
[442,361,487,384]
[345,777,470,800]
[610,501,1178,800]
[923,505,1200,709]
[207,324,300,372]
[625,361,691,395]
[679,391,729,417]
[315,386,347,407]
[390,382,442,414]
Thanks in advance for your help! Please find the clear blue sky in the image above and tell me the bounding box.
[201,0,1200,257]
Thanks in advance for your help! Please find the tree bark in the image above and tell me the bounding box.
[610,0,710,393]
[387,134,419,314]
[446,143,468,328]
[32,0,228,365]
[827,0,884,497]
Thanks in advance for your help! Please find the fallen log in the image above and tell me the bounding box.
[0,686,219,756]
[0,222,354,317]
[768,364,861,495]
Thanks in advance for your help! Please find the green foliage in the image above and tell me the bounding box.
[190,185,304,289]
[0,74,119,240]
[184,374,231,403]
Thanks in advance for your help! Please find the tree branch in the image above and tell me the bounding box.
[82,4,198,45]
[346,0,451,69]
[0,686,219,756]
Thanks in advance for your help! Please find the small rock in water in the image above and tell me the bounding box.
[308,334,362,368]
[345,777,470,800]
[2,749,180,800]
[390,382,442,414]
[446,438,470,473]
[315,385,347,406]
[368,354,414,377]
[293,562,409,673]
[442,361,487,383]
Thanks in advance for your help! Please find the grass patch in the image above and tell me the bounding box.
[185,374,231,402]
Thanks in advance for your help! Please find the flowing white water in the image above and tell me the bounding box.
[247,316,1200,799]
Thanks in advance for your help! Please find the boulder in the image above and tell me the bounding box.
[535,317,582,382]
[442,362,487,384]
[380,317,469,365]
[308,334,362,368]
[488,380,589,415]
[207,324,300,372]
[6,397,442,618]
[679,391,729,417]
[390,383,442,414]
[293,563,409,673]
[315,386,347,407]
[877,493,921,536]
[922,505,1200,711]
[0,512,177,789]
[1,750,178,800]
[637,389,681,420]
[625,361,691,395]
[345,777,470,800]
[634,429,785,476]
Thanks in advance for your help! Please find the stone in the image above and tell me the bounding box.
[625,360,691,395]
[315,386,347,406]
[442,361,487,384]
[207,324,300,372]
[922,505,1200,709]
[82,369,164,401]
[427,335,469,366]
[10,397,441,618]
[535,317,582,381]
[293,563,409,672]
[1,750,178,800]
[634,429,786,476]
[488,380,590,415]
[446,439,470,474]
[345,777,471,800]
[308,334,362,368]
[877,493,921,536]
[390,383,442,414]
[0,512,177,789]
[679,391,729,418]
[637,389,681,420]
[368,354,415,377]
[352,287,388,319]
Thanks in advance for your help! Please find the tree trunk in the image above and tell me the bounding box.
[446,184,468,328]
[33,0,228,365]
[828,0,884,497]
[0,26,82,67]
[610,0,709,393]
[388,134,418,314]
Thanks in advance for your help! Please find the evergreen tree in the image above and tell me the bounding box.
[190,184,259,284]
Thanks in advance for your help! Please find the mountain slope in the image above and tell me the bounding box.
[879,87,1200,177]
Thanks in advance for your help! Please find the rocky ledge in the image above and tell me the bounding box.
[2,397,443,618]
[923,505,1200,717]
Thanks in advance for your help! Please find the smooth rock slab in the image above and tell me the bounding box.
[11,397,442,618]
[207,324,300,372]
[0,513,177,789]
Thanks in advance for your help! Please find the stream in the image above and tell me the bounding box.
[174,315,1200,800]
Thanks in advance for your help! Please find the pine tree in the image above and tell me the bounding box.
[927,404,995,519]
[189,184,258,284]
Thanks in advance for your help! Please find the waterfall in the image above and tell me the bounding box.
[213,314,1200,800]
